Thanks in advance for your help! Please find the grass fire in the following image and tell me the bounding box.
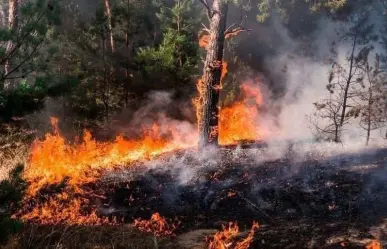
[1,0,387,249]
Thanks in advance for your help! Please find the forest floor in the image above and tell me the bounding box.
[3,137,387,249]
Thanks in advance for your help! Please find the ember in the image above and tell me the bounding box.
[365,240,382,249]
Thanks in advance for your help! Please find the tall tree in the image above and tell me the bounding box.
[198,0,251,148]
[310,11,377,142]
[197,0,347,148]
[0,0,60,91]
[104,0,115,52]
[358,54,387,145]
[136,0,199,88]
[4,0,19,89]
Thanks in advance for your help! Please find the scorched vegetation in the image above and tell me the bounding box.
[0,0,387,249]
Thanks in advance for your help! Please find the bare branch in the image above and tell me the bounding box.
[201,23,210,33]
[224,26,251,38]
[198,0,213,19]
[224,8,250,38]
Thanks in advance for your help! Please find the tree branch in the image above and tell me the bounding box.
[224,26,251,39]
[224,8,251,38]
[198,0,213,19]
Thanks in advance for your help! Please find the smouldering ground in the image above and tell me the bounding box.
[105,144,387,248]
[17,142,387,249]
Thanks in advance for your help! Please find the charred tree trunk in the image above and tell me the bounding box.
[339,36,357,128]
[198,0,228,148]
[104,0,115,53]
[4,0,19,90]
[365,80,373,146]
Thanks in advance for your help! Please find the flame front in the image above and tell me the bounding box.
[25,117,198,196]
[208,222,259,249]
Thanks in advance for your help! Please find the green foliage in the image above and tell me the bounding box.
[256,0,346,22]
[0,0,61,89]
[0,164,27,245]
[0,75,79,121]
[135,0,199,87]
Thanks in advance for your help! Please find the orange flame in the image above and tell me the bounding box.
[199,34,210,48]
[225,29,244,40]
[219,79,263,145]
[365,241,382,249]
[134,213,179,237]
[20,192,113,225]
[24,117,198,196]
[208,222,259,249]
[194,59,263,145]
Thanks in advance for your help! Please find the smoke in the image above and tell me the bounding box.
[244,8,387,146]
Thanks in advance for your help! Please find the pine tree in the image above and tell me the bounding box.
[136,0,200,88]
[0,0,60,91]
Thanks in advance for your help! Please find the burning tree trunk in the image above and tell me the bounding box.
[198,0,228,148]
[4,0,19,90]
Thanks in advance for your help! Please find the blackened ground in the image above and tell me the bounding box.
[93,147,387,248]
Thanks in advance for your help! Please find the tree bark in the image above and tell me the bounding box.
[339,36,357,128]
[198,0,228,148]
[4,0,19,90]
[104,0,115,53]
[366,81,373,146]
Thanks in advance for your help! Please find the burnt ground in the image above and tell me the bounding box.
[25,145,387,249]
[74,145,387,249]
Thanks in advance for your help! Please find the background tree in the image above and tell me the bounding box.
[310,10,376,142]
[358,54,387,145]
[136,0,200,90]
[0,0,60,89]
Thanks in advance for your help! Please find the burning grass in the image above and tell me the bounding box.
[2,224,175,249]
[134,213,180,237]
[9,144,387,248]
[207,222,259,249]
[0,122,34,181]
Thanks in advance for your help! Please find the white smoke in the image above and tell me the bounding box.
[258,14,387,146]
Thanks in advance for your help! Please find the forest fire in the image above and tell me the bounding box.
[20,53,264,226]
[16,22,264,240]
[207,222,259,249]
[24,76,263,195]
[20,193,112,226]
[24,117,198,196]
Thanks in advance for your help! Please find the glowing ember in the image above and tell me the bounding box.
[199,34,210,48]
[208,222,259,249]
[225,29,244,39]
[365,240,382,249]
[134,213,179,237]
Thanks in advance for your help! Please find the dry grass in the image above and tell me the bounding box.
[0,122,34,181]
[3,224,178,249]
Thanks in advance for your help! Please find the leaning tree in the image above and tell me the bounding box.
[197,0,347,148]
